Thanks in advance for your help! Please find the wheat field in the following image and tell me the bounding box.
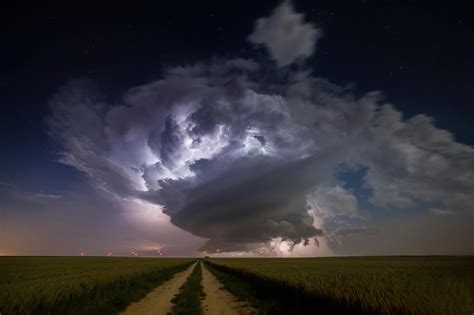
[0,257,194,314]
[205,256,474,314]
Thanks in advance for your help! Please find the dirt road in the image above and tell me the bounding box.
[120,262,197,315]
[201,262,257,315]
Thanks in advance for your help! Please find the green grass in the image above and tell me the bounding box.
[170,261,205,315]
[0,256,195,315]
[205,256,474,315]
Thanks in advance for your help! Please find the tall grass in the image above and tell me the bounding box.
[205,256,474,314]
[0,257,194,315]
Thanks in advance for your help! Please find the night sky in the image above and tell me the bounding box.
[1,1,473,256]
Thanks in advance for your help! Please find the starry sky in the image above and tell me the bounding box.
[1,1,473,256]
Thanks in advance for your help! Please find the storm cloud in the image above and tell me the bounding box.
[47,2,474,254]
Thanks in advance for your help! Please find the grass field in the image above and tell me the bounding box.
[0,256,194,315]
[205,256,474,314]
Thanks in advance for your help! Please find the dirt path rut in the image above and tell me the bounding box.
[120,262,197,315]
[201,262,257,315]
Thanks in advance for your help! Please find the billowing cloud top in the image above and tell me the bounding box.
[248,1,322,67]
[47,2,474,254]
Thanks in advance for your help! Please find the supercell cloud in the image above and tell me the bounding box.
[47,2,474,254]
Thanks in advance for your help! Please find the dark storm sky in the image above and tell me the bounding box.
[1,1,473,190]
[1,1,473,256]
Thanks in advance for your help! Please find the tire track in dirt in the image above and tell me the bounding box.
[120,262,197,315]
[201,262,257,315]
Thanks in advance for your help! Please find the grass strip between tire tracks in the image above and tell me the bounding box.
[170,261,205,315]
